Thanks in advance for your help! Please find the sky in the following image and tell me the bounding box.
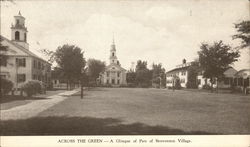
[1,0,249,71]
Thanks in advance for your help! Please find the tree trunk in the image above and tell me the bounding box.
[216,78,218,93]
[67,79,69,90]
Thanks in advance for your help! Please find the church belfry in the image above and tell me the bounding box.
[11,11,29,50]
[109,37,118,64]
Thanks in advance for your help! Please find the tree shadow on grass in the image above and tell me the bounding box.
[0,116,217,135]
[0,95,51,104]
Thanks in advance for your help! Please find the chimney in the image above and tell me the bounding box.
[182,59,186,64]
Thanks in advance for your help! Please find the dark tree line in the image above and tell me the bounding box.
[126,60,165,88]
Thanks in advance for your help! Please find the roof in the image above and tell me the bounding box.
[235,69,250,78]
[0,35,49,64]
[166,66,190,75]
[105,63,126,71]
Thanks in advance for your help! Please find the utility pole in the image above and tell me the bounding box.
[80,68,85,99]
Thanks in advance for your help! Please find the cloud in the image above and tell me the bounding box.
[145,6,186,22]
[1,0,249,71]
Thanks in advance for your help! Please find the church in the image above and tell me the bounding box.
[99,38,127,86]
[0,12,51,89]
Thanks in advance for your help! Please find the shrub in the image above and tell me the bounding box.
[186,81,198,89]
[127,83,136,88]
[0,78,13,95]
[21,80,44,97]
[140,82,150,88]
[174,79,182,89]
[202,84,212,90]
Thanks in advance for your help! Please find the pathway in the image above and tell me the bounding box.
[1,89,79,120]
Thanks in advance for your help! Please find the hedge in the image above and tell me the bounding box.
[0,78,13,95]
[21,80,45,97]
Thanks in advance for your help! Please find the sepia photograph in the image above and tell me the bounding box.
[0,0,250,146]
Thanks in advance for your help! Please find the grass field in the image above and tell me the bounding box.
[1,88,249,135]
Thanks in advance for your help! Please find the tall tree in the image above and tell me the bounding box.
[0,36,9,96]
[126,69,136,85]
[54,44,85,89]
[233,20,250,49]
[0,36,8,67]
[186,63,199,89]
[152,63,166,88]
[135,60,152,87]
[198,41,240,90]
[87,59,105,83]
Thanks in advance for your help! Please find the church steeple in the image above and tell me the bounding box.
[11,11,29,50]
[109,36,118,64]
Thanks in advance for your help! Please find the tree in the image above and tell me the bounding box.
[126,69,136,86]
[136,60,147,71]
[39,48,55,64]
[135,60,152,87]
[0,36,8,67]
[87,59,105,85]
[186,63,199,89]
[233,20,250,49]
[0,77,13,96]
[0,36,9,96]
[54,44,86,89]
[152,63,166,88]
[198,41,240,91]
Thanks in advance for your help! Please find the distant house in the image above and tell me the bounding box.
[166,59,196,88]
[233,69,250,92]
[99,38,127,86]
[197,67,238,89]
[166,59,240,90]
[51,69,67,89]
[0,12,51,89]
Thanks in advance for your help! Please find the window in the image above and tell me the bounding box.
[117,72,120,77]
[238,78,243,86]
[16,58,26,67]
[117,79,120,84]
[224,77,230,85]
[16,19,20,25]
[0,74,6,79]
[24,33,27,42]
[15,31,20,40]
[33,74,37,80]
[0,57,7,67]
[112,52,114,56]
[33,60,37,68]
[112,79,115,84]
[38,61,41,69]
[180,78,185,83]
[107,79,109,84]
[38,75,41,81]
[245,78,249,86]
[17,74,26,83]
[198,79,201,85]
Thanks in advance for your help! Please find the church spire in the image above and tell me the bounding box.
[112,33,115,45]
[110,35,118,64]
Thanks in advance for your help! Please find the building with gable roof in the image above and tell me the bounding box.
[99,38,127,86]
[0,12,51,89]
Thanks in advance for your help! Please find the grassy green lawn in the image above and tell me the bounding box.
[1,88,249,135]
